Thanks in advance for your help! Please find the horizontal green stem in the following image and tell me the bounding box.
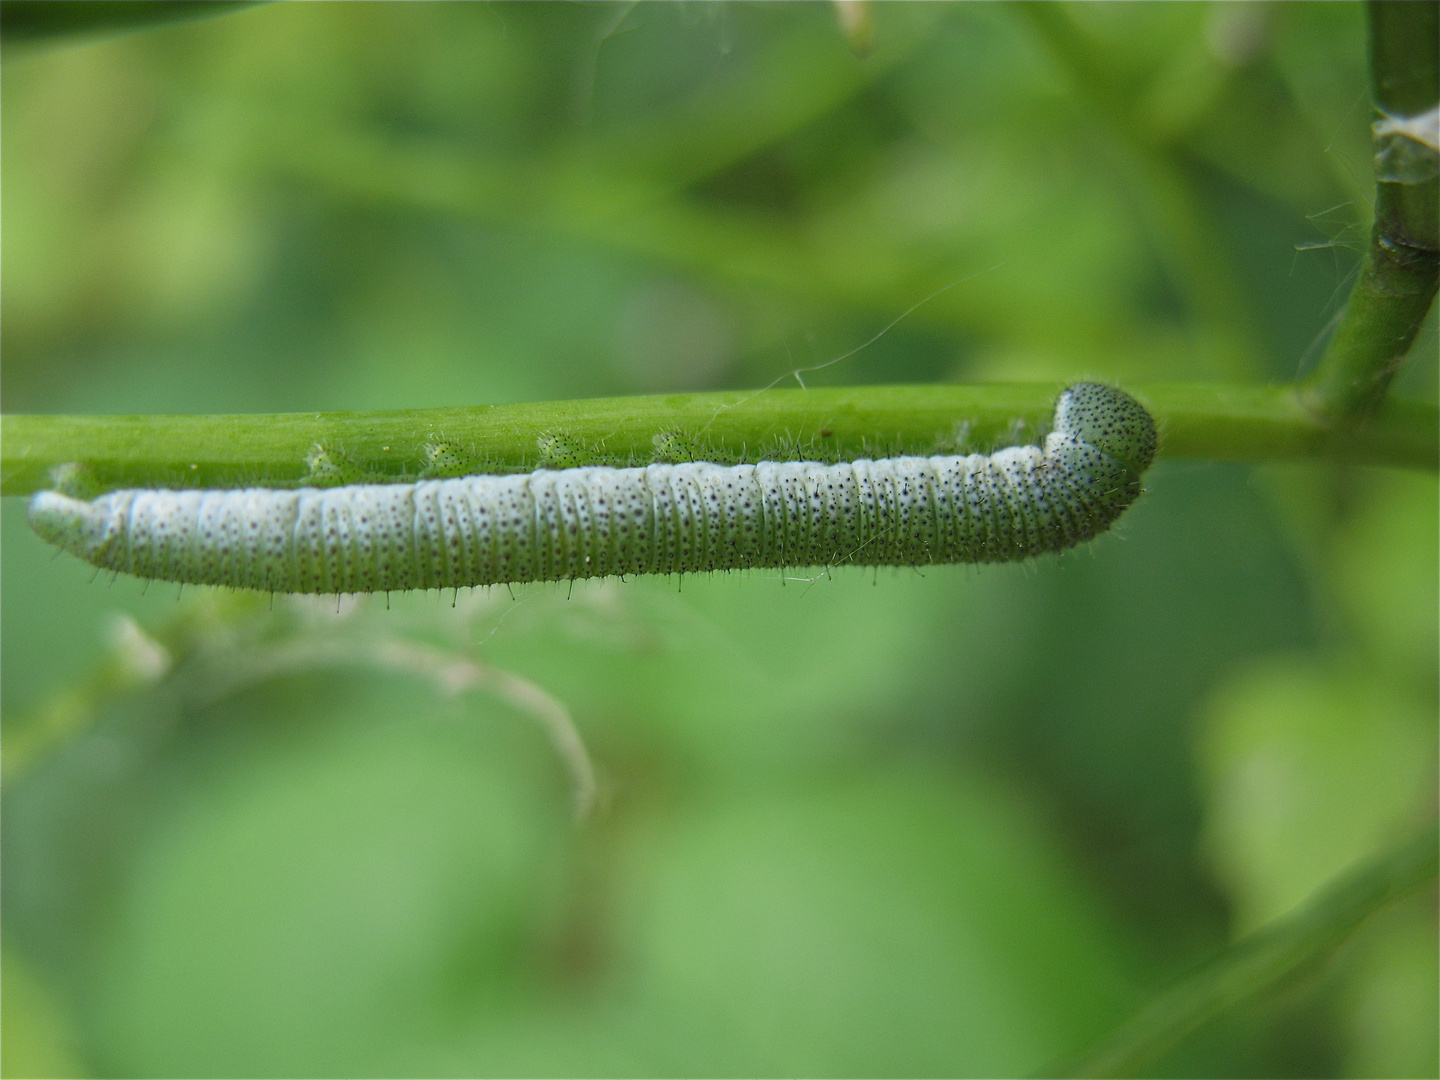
[2,382,1435,497]
[1051,817,1440,1079]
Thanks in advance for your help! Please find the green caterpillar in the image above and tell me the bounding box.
[28,384,1157,594]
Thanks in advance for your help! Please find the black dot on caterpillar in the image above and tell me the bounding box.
[27,383,1158,596]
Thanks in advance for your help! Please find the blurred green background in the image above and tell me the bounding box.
[2,2,1435,1076]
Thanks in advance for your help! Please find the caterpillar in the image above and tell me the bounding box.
[27,383,1157,595]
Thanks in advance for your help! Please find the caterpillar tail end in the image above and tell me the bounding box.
[27,490,112,565]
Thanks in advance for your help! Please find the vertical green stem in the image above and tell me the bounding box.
[1301,1,1439,422]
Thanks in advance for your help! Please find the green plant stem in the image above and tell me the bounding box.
[1301,1,1439,421]
[2,382,1435,496]
[1050,817,1440,1079]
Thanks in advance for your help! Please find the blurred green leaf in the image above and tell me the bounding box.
[1198,656,1436,931]
[1338,888,1440,1079]
[1330,470,1440,681]
[1058,818,1438,1079]
[0,947,87,1079]
[0,2,259,47]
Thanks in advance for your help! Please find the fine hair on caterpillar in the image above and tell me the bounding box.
[28,383,1158,596]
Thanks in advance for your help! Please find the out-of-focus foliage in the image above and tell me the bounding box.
[1,3,1434,1077]
[0,2,258,46]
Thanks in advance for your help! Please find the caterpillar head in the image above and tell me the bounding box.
[1052,383,1157,476]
